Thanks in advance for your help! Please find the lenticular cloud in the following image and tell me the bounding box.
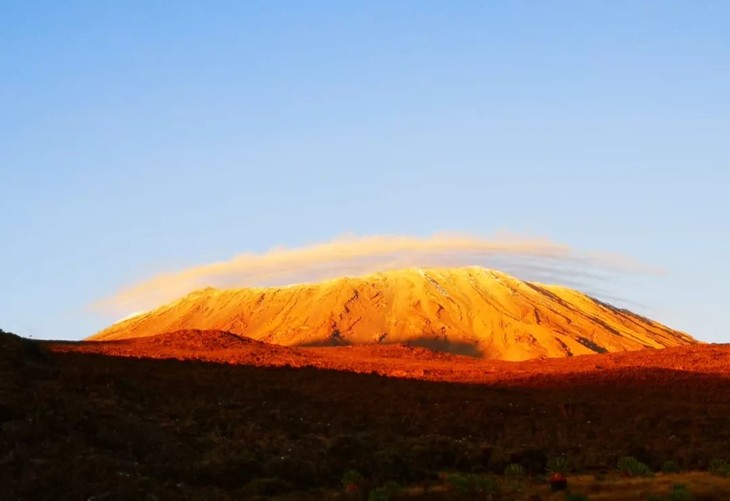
[95,233,657,315]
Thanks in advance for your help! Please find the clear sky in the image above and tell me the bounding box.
[2,1,728,342]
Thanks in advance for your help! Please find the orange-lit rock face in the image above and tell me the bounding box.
[89,267,696,360]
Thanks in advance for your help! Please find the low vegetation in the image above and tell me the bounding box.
[445,473,499,498]
[667,483,694,500]
[565,494,590,501]
[4,329,730,499]
[709,458,730,477]
[367,481,400,501]
[547,455,569,475]
[662,460,681,474]
[329,457,730,499]
[342,469,365,494]
[617,456,652,477]
[503,463,525,478]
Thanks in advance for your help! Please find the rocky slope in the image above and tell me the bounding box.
[89,267,696,360]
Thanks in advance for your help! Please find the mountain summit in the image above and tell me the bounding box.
[89,267,696,360]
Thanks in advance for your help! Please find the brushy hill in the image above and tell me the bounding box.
[2,327,730,499]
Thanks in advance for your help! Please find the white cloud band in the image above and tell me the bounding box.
[95,233,658,315]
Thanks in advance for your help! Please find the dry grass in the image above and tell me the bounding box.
[530,472,730,500]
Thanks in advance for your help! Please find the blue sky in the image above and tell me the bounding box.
[1,1,728,342]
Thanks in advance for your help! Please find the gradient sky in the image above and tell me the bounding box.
[2,1,728,342]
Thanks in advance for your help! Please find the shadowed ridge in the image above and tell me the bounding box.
[110,329,261,350]
[1,329,57,422]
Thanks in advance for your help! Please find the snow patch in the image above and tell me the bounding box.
[114,310,147,324]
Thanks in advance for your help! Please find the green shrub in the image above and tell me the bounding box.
[244,477,293,496]
[503,462,527,493]
[367,488,388,501]
[662,460,681,473]
[709,458,729,477]
[617,456,652,477]
[565,493,589,501]
[667,483,693,501]
[446,473,498,497]
[368,482,400,501]
[504,463,525,478]
[342,469,364,487]
[547,455,569,475]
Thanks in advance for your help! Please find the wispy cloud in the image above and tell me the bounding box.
[95,233,659,315]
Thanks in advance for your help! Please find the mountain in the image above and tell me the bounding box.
[89,267,696,360]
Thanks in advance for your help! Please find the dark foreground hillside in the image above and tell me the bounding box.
[2,329,730,499]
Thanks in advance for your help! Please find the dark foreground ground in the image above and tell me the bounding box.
[2,330,730,499]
